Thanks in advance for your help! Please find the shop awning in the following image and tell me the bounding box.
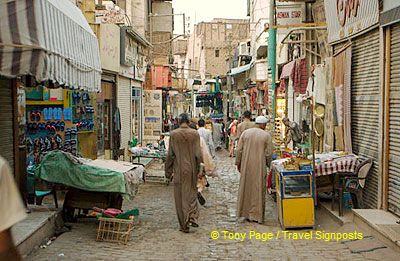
[0,0,101,92]
[229,62,253,76]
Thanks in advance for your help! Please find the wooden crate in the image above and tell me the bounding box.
[96,217,134,244]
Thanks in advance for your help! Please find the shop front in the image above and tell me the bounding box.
[119,26,149,159]
[381,2,400,215]
[98,23,120,159]
[132,83,142,143]
[0,77,16,172]
[97,76,116,158]
[268,0,380,219]
[386,19,400,216]
[325,0,381,209]
[276,57,311,151]
[0,0,101,199]
[192,79,224,119]
[118,75,132,159]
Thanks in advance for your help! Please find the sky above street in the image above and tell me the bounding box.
[172,0,248,34]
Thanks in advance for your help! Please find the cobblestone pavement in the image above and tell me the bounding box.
[27,151,399,261]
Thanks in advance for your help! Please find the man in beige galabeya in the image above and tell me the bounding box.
[236,116,273,224]
[165,113,203,233]
[237,110,255,139]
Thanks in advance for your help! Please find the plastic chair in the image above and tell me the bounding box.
[27,167,58,208]
[343,158,373,209]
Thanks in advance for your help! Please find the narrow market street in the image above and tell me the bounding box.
[27,151,398,260]
[2,0,400,260]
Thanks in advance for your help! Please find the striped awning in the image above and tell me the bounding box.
[0,0,101,92]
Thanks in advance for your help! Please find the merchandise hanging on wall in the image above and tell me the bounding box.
[332,47,352,153]
[25,88,96,167]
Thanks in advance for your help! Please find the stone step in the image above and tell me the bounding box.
[352,209,400,252]
[12,208,63,258]
[319,201,354,226]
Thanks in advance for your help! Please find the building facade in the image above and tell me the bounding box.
[80,0,151,159]
[186,19,250,82]
[172,38,188,91]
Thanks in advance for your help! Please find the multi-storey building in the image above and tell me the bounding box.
[79,0,151,159]
[185,19,250,83]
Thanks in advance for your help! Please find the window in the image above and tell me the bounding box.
[215,49,220,57]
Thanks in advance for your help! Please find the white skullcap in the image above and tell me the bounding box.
[255,116,268,124]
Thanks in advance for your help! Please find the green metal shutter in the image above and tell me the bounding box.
[0,78,15,172]
[388,23,400,215]
[351,29,380,208]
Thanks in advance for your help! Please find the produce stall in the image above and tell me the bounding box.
[34,151,144,221]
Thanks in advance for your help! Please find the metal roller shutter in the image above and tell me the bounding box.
[351,29,380,208]
[132,80,143,143]
[117,76,132,160]
[0,78,15,172]
[388,23,400,215]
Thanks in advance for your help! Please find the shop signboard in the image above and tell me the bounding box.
[96,9,125,24]
[120,28,146,81]
[255,60,268,81]
[143,90,163,142]
[324,0,379,43]
[120,65,135,79]
[276,3,304,34]
[120,29,138,67]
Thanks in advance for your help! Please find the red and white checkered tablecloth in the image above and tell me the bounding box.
[314,155,359,177]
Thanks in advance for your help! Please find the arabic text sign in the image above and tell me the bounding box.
[324,0,379,43]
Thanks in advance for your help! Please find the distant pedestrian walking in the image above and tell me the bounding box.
[237,111,255,139]
[228,120,238,157]
[197,119,215,158]
[235,116,273,224]
[212,120,224,150]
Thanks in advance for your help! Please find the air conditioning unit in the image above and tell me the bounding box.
[238,42,250,56]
